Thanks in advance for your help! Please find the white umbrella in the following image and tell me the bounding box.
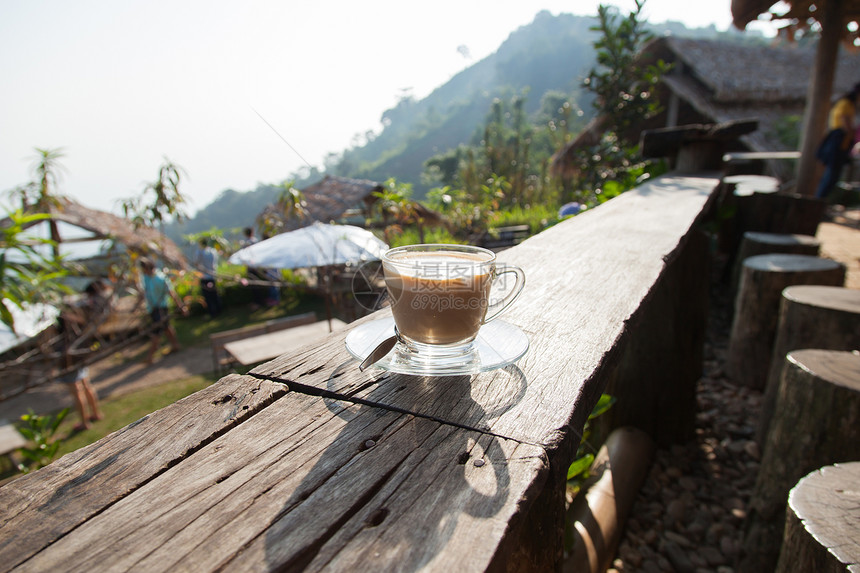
[229,222,388,270]
[0,300,59,355]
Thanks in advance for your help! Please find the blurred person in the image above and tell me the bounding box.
[816,82,860,199]
[240,227,266,309]
[57,280,106,431]
[137,257,188,365]
[194,238,222,318]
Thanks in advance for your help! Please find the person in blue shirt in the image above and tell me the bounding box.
[193,238,222,319]
[138,257,188,365]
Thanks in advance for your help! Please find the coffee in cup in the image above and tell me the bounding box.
[382,244,525,358]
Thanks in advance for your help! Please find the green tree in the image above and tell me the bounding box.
[425,91,573,217]
[256,181,308,237]
[371,178,428,244]
[0,210,69,331]
[120,158,188,229]
[1,148,72,331]
[567,0,671,204]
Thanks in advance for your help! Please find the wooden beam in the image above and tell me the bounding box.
[796,0,844,195]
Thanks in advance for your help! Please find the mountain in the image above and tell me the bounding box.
[164,11,748,246]
[326,11,599,192]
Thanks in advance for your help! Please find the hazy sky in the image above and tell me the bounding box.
[1,1,778,215]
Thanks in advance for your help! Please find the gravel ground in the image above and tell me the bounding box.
[608,268,760,573]
[607,211,859,573]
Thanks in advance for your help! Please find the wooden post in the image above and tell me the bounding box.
[758,285,860,444]
[727,255,846,390]
[565,427,656,573]
[795,0,844,196]
[730,232,821,294]
[739,349,860,573]
[777,461,860,573]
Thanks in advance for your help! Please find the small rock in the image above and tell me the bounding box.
[720,535,739,559]
[643,528,659,546]
[726,440,746,455]
[700,546,727,567]
[664,530,692,548]
[665,466,683,479]
[666,499,686,522]
[662,540,695,572]
[743,440,761,460]
[679,476,698,491]
[619,545,643,568]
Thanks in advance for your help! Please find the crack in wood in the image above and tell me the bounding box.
[248,371,543,448]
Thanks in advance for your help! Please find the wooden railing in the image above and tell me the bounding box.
[0,172,722,572]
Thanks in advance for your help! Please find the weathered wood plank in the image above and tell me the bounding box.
[12,390,548,573]
[251,173,721,449]
[0,375,287,571]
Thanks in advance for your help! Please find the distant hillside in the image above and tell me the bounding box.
[165,11,748,246]
[327,11,599,194]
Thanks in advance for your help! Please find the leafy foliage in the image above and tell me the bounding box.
[256,181,309,238]
[0,210,70,331]
[564,1,671,205]
[120,158,188,228]
[567,393,616,486]
[0,148,74,331]
[16,408,69,473]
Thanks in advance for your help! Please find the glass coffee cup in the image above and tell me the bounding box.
[381,244,525,369]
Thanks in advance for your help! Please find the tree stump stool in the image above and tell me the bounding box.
[744,192,826,237]
[727,255,846,390]
[758,285,860,443]
[730,232,821,294]
[740,349,860,573]
[717,176,779,257]
[776,461,860,573]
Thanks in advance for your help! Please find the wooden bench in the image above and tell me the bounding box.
[0,172,721,572]
[477,225,531,251]
[210,312,318,373]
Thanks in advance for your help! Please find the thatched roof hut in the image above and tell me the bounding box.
[1,197,187,269]
[551,36,860,180]
[259,175,443,233]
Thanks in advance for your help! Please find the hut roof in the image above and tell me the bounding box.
[1,197,187,269]
[551,36,860,176]
[261,175,443,233]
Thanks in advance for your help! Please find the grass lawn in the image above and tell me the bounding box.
[1,285,329,483]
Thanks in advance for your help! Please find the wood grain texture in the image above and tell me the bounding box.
[740,350,860,573]
[758,286,860,443]
[2,173,723,573]
[777,462,860,573]
[728,254,845,389]
[0,375,287,572]
[731,232,821,293]
[12,390,548,573]
[252,173,721,450]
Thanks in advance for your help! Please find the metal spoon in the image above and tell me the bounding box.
[358,330,399,372]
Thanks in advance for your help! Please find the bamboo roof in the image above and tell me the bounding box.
[1,197,187,269]
[260,175,444,233]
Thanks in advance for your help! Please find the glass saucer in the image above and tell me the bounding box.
[345,316,529,376]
